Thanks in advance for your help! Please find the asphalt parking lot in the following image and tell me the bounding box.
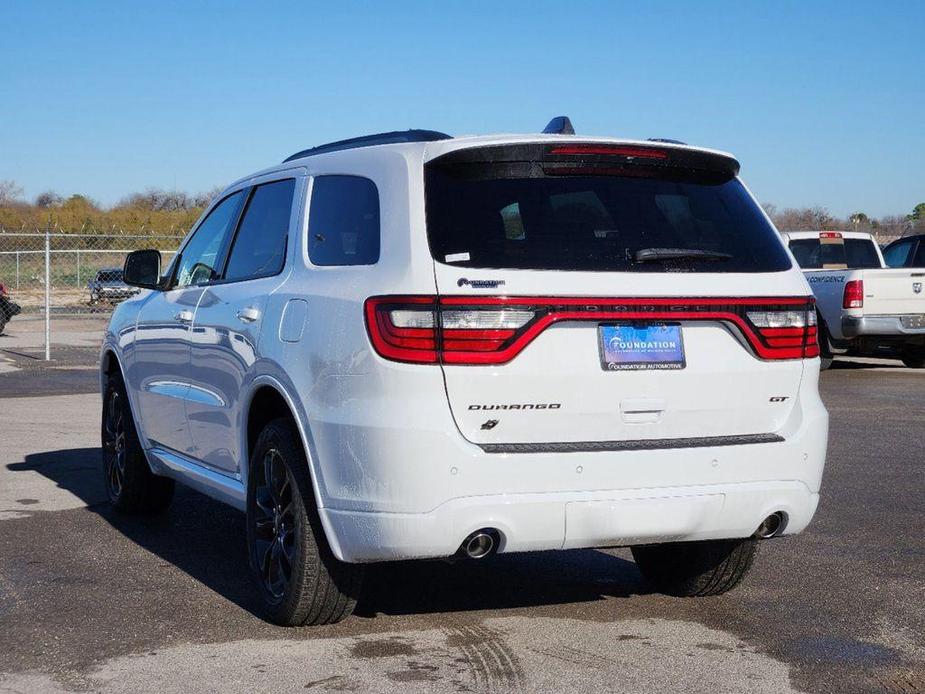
[1,319,923,693]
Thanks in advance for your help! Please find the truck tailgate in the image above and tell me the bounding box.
[862,269,925,315]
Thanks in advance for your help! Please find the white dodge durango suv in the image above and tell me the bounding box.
[101,121,829,625]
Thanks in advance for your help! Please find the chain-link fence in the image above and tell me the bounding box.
[0,231,181,358]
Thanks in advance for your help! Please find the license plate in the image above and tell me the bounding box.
[599,323,685,371]
[901,314,925,329]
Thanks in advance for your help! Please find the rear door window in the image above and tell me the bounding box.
[223,179,295,282]
[425,148,791,273]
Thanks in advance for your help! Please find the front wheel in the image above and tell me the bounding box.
[631,538,759,597]
[246,418,363,626]
[101,372,174,513]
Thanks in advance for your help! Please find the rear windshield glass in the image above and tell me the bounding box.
[425,156,792,273]
[788,238,880,269]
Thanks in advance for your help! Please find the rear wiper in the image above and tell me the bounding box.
[634,247,732,263]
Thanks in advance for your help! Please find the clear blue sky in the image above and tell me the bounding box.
[2,1,922,218]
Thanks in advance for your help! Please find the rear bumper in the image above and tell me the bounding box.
[842,315,925,338]
[310,358,828,564]
[317,377,828,562]
[321,480,819,562]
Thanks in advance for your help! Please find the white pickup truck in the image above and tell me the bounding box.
[781,230,925,368]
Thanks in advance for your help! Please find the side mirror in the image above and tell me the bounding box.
[123,249,162,289]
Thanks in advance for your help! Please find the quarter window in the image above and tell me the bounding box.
[224,179,295,282]
[307,176,380,266]
[175,191,245,287]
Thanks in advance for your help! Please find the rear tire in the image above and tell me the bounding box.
[246,417,363,626]
[632,538,759,597]
[101,371,174,514]
[817,315,834,370]
[901,347,925,369]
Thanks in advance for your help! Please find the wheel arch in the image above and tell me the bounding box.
[242,377,348,561]
[100,346,134,405]
[815,309,835,356]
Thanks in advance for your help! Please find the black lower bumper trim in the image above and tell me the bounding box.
[479,432,785,454]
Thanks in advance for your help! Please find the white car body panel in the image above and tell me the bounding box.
[101,134,829,563]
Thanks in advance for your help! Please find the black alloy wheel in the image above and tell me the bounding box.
[103,389,128,501]
[251,448,298,601]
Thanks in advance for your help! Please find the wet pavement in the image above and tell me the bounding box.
[0,361,923,693]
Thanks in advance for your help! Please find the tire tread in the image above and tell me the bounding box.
[247,417,362,626]
[632,538,759,597]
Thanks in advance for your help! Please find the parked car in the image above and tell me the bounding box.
[781,230,925,368]
[0,281,22,334]
[88,268,140,304]
[101,121,828,626]
[883,234,925,268]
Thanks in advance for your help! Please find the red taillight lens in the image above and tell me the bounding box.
[364,296,438,363]
[364,297,535,364]
[0,282,7,297]
[745,308,819,359]
[843,280,864,309]
[366,296,820,365]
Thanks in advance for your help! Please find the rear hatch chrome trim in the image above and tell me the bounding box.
[479,432,785,454]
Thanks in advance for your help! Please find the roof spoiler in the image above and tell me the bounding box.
[283,129,452,162]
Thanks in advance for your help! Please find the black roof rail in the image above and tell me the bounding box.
[283,129,452,162]
[647,137,688,145]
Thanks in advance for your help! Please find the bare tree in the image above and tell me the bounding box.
[192,187,223,208]
[767,206,835,231]
[0,180,24,205]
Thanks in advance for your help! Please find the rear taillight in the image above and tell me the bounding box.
[0,282,7,297]
[365,297,537,364]
[746,308,819,359]
[843,280,864,309]
[365,296,439,363]
[366,296,820,365]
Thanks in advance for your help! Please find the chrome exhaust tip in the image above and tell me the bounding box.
[756,512,786,539]
[461,530,498,559]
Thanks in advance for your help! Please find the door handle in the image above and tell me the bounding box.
[174,310,193,323]
[236,307,260,323]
